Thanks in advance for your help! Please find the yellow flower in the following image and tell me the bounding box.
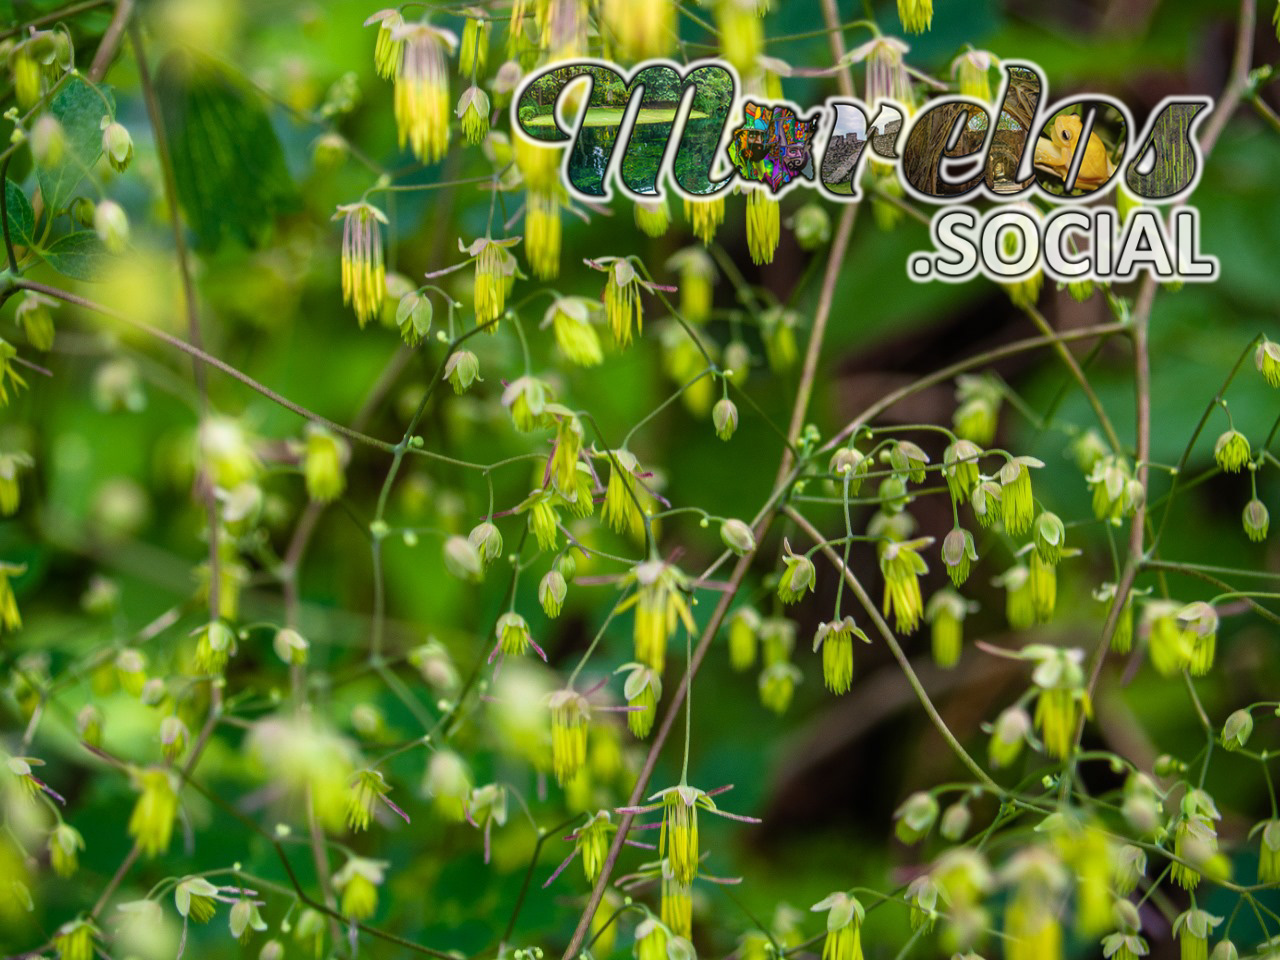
[546,296,604,366]
[457,85,490,145]
[600,257,644,346]
[602,0,674,60]
[0,452,31,516]
[501,375,551,432]
[618,561,695,672]
[516,135,559,193]
[346,769,402,833]
[1029,551,1056,622]
[192,620,237,676]
[953,374,1002,444]
[661,862,693,937]
[365,9,405,78]
[845,36,912,108]
[778,538,816,604]
[727,607,759,671]
[548,689,590,786]
[880,537,932,633]
[334,857,388,920]
[1173,908,1223,960]
[683,196,725,245]
[666,247,716,325]
[760,307,799,371]
[175,876,223,923]
[303,423,348,502]
[15,293,56,351]
[392,22,457,162]
[462,234,520,329]
[520,489,560,550]
[48,823,83,878]
[548,411,584,496]
[128,767,178,858]
[942,440,982,504]
[527,189,562,280]
[634,198,671,237]
[423,749,471,821]
[1256,336,1280,387]
[715,0,762,73]
[759,660,801,713]
[53,919,97,960]
[1145,599,1191,676]
[635,916,669,960]
[745,190,780,266]
[810,892,865,960]
[952,50,994,101]
[494,611,544,661]
[998,456,1042,535]
[925,589,970,668]
[1022,644,1090,759]
[0,340,29,407]
[812,616,869,694]
[1214,429,1251,472]
[1000,847,1067,960]
[617,662,662,738]
[896,0,933,34]
[333,202,388,327]
[0,561,23,632]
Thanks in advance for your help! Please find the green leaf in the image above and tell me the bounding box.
[42,230,111,281]
[4,179,34,249]
[156,51,295,251]
[36,76,114,218]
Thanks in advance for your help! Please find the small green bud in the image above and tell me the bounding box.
[100,118,133,172]
[893,791,939,844]
[713,397,738,440]
[1244,498,1269,542]
[93,199,129,254]
[538,570,567,618]
[445,350,481,393]
[1221,709,1253,751]
[443,535,483,583]
[720,518,755,556]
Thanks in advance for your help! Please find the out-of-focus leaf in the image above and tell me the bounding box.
[155,50,296,251]
[36,75,114,217]
[4,178,34,249]
[42,230,111,281]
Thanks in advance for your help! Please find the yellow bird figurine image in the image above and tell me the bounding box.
[1033,114,1117,190]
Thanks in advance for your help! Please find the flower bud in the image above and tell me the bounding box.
[1256,337,1280,387]
[1244,498,1269,542]
[93,200,129,254]
[445,350,480,393]
[30,114,65,167]
[988,706,1030,768]
[468,521,504,564]
[443,535,483,583]
[313,131,349,170]
[790,202,830,250]
[273,627,309,665]
[941,527,977,587]
[1214,429,1251,472]
[304,423,348,502]
[940,802,971,841]
[77,704,103,746]
[720,518,755,555]
[1221,709,1253,751]
[1033,511,1065,564]
[893,791,939,844]
[260,941,284,960]
[396,290,433,346]
[712,397,738,440]
[539,569,567,617]
[159,715,189,761]
[101,118,133,172]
